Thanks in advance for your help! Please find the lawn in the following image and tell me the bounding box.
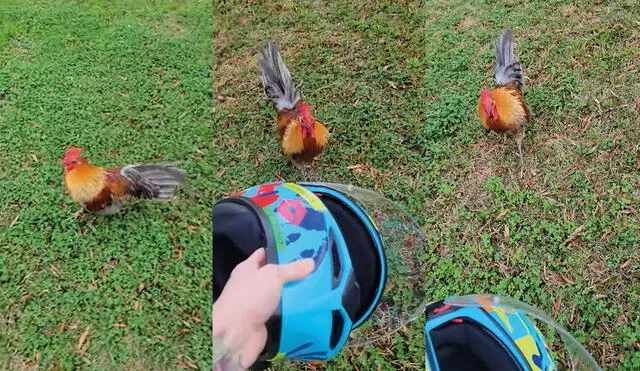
[0,0,212,370]
[213,0,639,370]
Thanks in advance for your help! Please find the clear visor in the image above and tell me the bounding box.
[304,183,428,347]
[441,295,601,371]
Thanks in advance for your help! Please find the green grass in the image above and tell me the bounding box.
[213,0,639,369]
[0,0,212,369]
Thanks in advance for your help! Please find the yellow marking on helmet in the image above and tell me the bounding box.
[515,335,543,371]
[367,213,379,231]
[284,183,326,211]
[268,352,287,361]
[488,306,514,332]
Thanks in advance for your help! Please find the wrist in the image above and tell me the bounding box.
[213,299,251,370]
[213,300,231,365]
[212,299,230,339]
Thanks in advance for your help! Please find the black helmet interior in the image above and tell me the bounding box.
[427,316,524,371]
[316,192,384,326]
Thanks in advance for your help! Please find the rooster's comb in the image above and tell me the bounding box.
[300,101,313,123]
[63,147,85,162]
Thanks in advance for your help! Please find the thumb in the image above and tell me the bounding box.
[243,248,267,269]
[276,258,315,284]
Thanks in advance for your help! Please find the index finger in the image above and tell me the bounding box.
[275,258,315,284]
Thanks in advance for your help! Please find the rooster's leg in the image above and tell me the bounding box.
[292,158,304,171]
[292,157,315,181]
[291,158,306,177]
[515,128,525,177]
[72,207,85,219]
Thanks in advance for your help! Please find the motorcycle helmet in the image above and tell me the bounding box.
[424,295,601,371]
[213,182,387,369]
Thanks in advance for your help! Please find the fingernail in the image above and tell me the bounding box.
[304,258,315,272]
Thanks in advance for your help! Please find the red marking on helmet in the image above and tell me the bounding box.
[231,190,247,197]
[450,318,463,324]
[245,183,281,208]
[432,303,452,314]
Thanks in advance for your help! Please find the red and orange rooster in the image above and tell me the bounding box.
[62,147,186,215]
[478,29,533,167]
[257,41,329,164]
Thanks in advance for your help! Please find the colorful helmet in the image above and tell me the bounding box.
[424,297,556,371]
[213,182,387,369]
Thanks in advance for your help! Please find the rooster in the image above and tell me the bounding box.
[62,147,186,215]
[478,29,533,168]
[256,41,329,165]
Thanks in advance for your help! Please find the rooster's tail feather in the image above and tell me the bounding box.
[257,41,300,112]
[494,29,525,90]
[121,163,187,201]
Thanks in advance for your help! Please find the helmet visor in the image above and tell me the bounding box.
[442,295,601,371]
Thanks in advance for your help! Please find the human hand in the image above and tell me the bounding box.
[213,248,315,369]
